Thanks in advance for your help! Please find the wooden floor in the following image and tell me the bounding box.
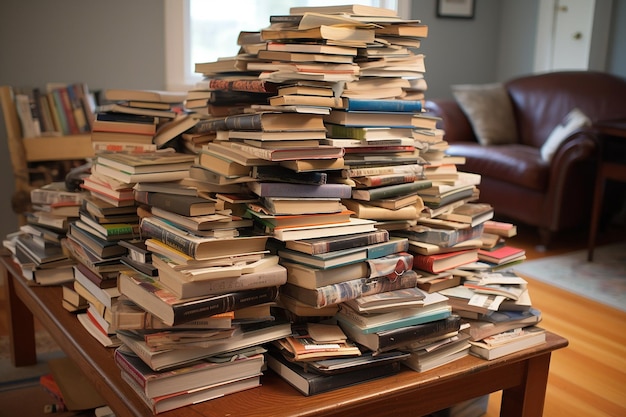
[1,223,624,417]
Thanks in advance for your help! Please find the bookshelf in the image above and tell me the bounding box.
[0,85,94,224]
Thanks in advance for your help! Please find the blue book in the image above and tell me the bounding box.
[341,98,424,113]
[336,305,453,334]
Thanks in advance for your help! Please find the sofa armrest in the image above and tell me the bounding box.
[425,99,477,144]
[543,129,598,229]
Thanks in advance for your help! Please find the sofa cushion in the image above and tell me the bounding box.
[451,83,518,146]
[446,143,549,192]
[540,107,591,162]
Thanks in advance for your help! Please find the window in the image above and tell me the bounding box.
[164,0,410,91]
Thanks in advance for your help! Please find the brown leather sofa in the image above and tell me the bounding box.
[426,71,626,247]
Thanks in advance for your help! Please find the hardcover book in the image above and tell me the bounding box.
[412,249,479,274]
[247,181,352,198]
[285,229,389,255]
[133,190,216,217]
[281,260,370,290]
[351,180,432,201]
[118,270,280,326]
[392,223,485,248]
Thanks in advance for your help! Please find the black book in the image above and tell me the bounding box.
[266,347,404,396]
[338,315,462,354]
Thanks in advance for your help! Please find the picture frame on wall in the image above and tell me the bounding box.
[437,0,475,19]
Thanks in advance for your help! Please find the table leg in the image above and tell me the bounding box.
[500,352,552,417]
[3,264,37,366]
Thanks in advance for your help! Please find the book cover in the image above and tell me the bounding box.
[282,260,370,290]
[114,347,265,398]
[477,245,526,265]
[351,180,432,201]
[134,191,216,217]
[279,269,420,308]
[95,151,196,174]
[139,216,268,260]
[118,271,280,326]
[340,98,424,113]
[285,229,389,255]
[336,304,452,335]
[266,349,403,396]
[247,181,352,198]
[228,142,345,162]
[413,249,479,274]
[271,217,377,242]
[338,315,462,353]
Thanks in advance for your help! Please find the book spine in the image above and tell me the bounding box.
[225,113,263,131]
[376,315,462,350]
[343,98,424,113]
[57,86,80,134]
[139,217,198,258]
[353,180,432,201]
[171,286,279,326]
[194,117,228,133]
[207,78,278,93]
[357,173,418,187]
[49,89,70,134]
[113,350,148,390]
[252,166,328,185]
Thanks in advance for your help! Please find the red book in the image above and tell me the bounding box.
[413,249,478,274]
[477,245,525,265]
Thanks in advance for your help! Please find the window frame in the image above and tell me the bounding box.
[164,0,412,91]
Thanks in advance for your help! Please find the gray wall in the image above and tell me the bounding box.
[1,0,625,240]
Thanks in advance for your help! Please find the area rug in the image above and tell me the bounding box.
[0,331,65,390]
[513,242,626,313]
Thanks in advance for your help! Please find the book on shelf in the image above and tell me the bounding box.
[139,216,268,260]
[116,319,292,371]
[281,260,370,290]
[247,181,351,198]
[338,314,462,354]
[118,270,280,326]
[266,347,404,396]
[114,346,266,399]
[351,180,432,201]
[133,190,216,217]
[279,269,420,308]
[278,237,408,270]
[284,229,389,255]
[468,326,546,360]
[412,249,479,274]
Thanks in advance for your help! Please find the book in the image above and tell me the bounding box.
[468,326,546,360]
[116,320,292,371]
[122,371,261,414]
[247,181,351,199]
[477,245,526,265]
[279,269,420,308]
[417,273,462,293]
[271,217,377,241]
[260,25,375,46]
[275,323,361,361]
[285,229,389,255]
[402,333,471,373]
[288,4,399,17]
[247,209,353,230]
[341,199,423,221]
[157,262,287,299]
[323,110,418,127]
[198,150,253,177]
[351,180,432,201]
[133,191,216,216]
[464,308,543,341]
[139,216,268,260]
[375,23,429,38]
[67,224,128,259]
[114,346,265,399]
[338,315,462,354]
[195,111,325,132]
[265,41,357,56]
[266,348,403,396]
[336,303,452,335]
[96,151,196,174]
[413,249,479,274]
[482,220,518,237]
[256,197,344,216]
[437,203,494,227]
[96,103,178,119]
[279,157,345,173]
[118,270,280,326]
[340,98,424,113]
[93,163,191,185]
[278,238,408,269]
[269,95,343,108]
[281,260,369,290]
[103,89,187,103]
[148,207,249,233]
[228,142,345,162]
[392,223,485,248]
[153,113,201,148]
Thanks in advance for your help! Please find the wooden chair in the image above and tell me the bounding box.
[0,85,94,225]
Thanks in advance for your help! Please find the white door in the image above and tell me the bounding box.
[534,0,612,72]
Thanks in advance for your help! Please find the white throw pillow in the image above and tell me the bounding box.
[541,108,591,162]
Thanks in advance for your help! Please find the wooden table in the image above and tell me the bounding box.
[587,120,626,261]
[1,255,568,417]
